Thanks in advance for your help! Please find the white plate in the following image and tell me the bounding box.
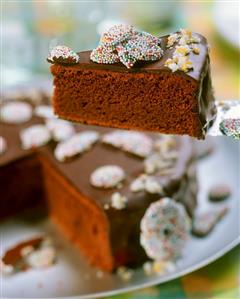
[1,136,239,299]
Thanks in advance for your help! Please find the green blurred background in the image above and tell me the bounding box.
[2,1,240,100]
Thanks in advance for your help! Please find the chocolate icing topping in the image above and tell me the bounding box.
[0,100,194,213]
[53,33,208,81]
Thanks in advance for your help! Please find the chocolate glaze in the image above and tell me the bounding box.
[0,101,194,214]
[58,34,207,81]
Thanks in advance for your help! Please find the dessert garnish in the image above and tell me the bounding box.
[90,24,163,68]
[164,28,201,73]
[208,184,231,202]
[20,125,51,149]
[90,45,119,64]
[111,192,128,209]
[1,236,56,275]
[192,206,228,237]
[130,174,164,194]
[143,260,176,276]
[116,266,134,281]
[219,118,240,139]
[1,102,32,124]
[46,119,75,142]
[47,45,79,65]
[34,105,56,119]
[0,136,7,155]
[140,197,191,261]
[90,165,125,188]
[54,131,99,162]
[102,130,153,158]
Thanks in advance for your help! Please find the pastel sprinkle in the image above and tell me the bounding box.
[219,118,240,139]
[90,45,119,64]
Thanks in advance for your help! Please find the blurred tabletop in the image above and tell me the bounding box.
[107,246,240,299]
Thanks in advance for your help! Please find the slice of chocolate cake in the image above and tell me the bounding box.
[0,91,198,271]
[49,27,216,139]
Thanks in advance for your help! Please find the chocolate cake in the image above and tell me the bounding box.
[0,91,198,271]
[49,27,216,139]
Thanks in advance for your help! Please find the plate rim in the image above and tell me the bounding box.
[3,237,239,299]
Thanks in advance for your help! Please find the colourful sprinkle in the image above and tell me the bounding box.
[219,118,240,139]
[90,24,163,68]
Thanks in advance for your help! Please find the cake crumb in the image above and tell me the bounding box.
[111,192,127,209]
[165,29,200,73]
[167,33,178,47]
[175,45,191,56]
[117,266,134,281]
[1,236,57,274]
[143,261,153,276]
[130,174,163,194]
[192,47,200,54]
[20,245,34,257]
[103,203,110,210]
[143,260,176,276]
[96,270,104,279]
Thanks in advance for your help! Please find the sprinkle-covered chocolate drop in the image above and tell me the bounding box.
[192,206,228,237]
[90,45,119,64]
[100,24,135,47]
[54,131,99,162]
[1,102,33,124]
[208,184,231,202]
[46,119,75,142]
[140,198,191,261]
[47,45,79,65]
[20,125,51,150]
[219,118,240,139]
[102,130,153,158]
[91,24,163,68]
[90,165,125,189]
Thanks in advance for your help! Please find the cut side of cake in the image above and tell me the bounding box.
[0,93,198,271]
[50,28,216,139]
